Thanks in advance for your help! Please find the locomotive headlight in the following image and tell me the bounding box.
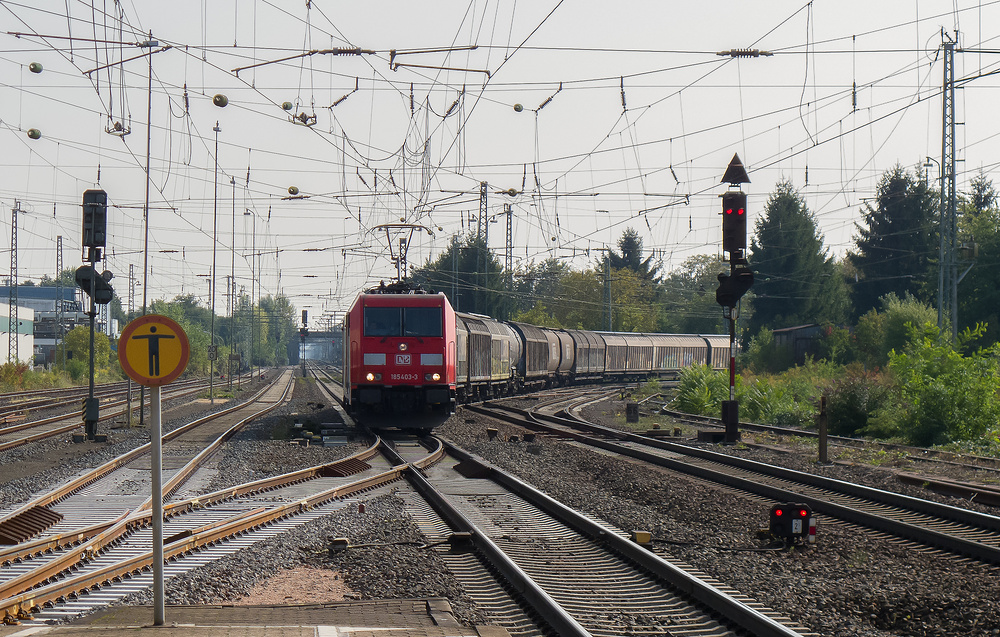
[366,372,375,381]
[398,342,408,352]
[425,372,441,382]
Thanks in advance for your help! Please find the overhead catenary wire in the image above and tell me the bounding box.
[2,1,998,300]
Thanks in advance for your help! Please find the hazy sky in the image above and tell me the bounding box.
[1,1,997,324]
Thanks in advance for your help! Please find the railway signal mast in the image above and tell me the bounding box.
[77,189,115,441]
[716,154,753,443]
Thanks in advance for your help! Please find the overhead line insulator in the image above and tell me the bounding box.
[716,49,773,58]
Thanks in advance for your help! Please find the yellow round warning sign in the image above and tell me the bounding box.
[118,315,190,386]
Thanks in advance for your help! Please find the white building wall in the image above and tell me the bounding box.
[0,302,35,364]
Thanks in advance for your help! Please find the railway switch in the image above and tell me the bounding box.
[769,503,816,543]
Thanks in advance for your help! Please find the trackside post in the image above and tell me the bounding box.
[118,315,190,626]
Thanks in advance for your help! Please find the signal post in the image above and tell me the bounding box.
[77,189,114,440]
[716,154,754,443]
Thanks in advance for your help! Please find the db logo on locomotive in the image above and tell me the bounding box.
[395,354,411,365]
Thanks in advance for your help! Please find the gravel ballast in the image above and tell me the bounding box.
[6,378,1000,636]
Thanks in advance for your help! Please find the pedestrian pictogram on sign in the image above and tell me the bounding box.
[118,315,190,386]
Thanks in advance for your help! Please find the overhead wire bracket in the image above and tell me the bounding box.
[232,47,375,76]
[329,77,359,107]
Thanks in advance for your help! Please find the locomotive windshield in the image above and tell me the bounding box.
[364,306,442,337]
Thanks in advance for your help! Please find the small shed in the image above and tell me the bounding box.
[771,324,823,365]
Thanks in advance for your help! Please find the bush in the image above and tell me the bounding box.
[866,323,1000,446]
[816,323,856,365]
[672,364,730,415]
[743,328,795,374]
[673,364,818,428]
[824,367,892,436]
[0,362,32,391]
[854,293,938,368]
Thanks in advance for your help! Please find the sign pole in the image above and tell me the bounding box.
[117,314,189,628]
[150,384,164,626]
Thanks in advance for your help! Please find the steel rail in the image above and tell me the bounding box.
[660,405,1000,472]
[0,438,380,568]
[0,381,215,452]
[0,372,294,595]
[0,454,411,623]
[137,374,296,509]
[0,378,206,421]
[379,439,592,637]
[437,437,806,637]
[473,403,1000,566]
[0,373,288,528]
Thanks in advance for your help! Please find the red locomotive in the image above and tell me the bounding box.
[343,282,457,426]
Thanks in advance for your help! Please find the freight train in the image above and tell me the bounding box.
[342,282,729,429]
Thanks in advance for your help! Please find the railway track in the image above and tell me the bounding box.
[470,400,1000,569]
[387,435,812,636]
[0,371,288,608]
[655,401,1000,474]
[0,369,821,635]
[0,380,213,452]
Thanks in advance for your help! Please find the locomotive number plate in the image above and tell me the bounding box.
[390,373,419,381]
[395,354,412,365]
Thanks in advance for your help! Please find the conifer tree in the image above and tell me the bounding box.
[748,180,847,335]
[601,228,661,282]
[849,165,937,318]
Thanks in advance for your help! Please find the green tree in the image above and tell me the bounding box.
[958,204,1000,346]
[553,269,604,329]
[748,180,848,335]
[259,295,297,365]
[410,233,506,316]
[658,254,731,334]
[149,298,211,377]
[849,165,938,318]
[600,228,661,282]
[513,258,572,318]
[61,325,117,383]
[967,170,996,217]
[512,303,562,328]
[611,268,659,332]
[38,268,76,288]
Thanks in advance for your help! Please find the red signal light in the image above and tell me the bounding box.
[799,509,808,517]
[774,508,784,516]
[721,191,747,253]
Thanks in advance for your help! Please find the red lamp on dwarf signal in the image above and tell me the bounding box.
[769,503,816,543]
[722,190,747,254]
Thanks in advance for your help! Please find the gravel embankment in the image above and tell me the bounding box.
[141,404,1000,635]
[439,408,1000,637]
[6,380,1000,636]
